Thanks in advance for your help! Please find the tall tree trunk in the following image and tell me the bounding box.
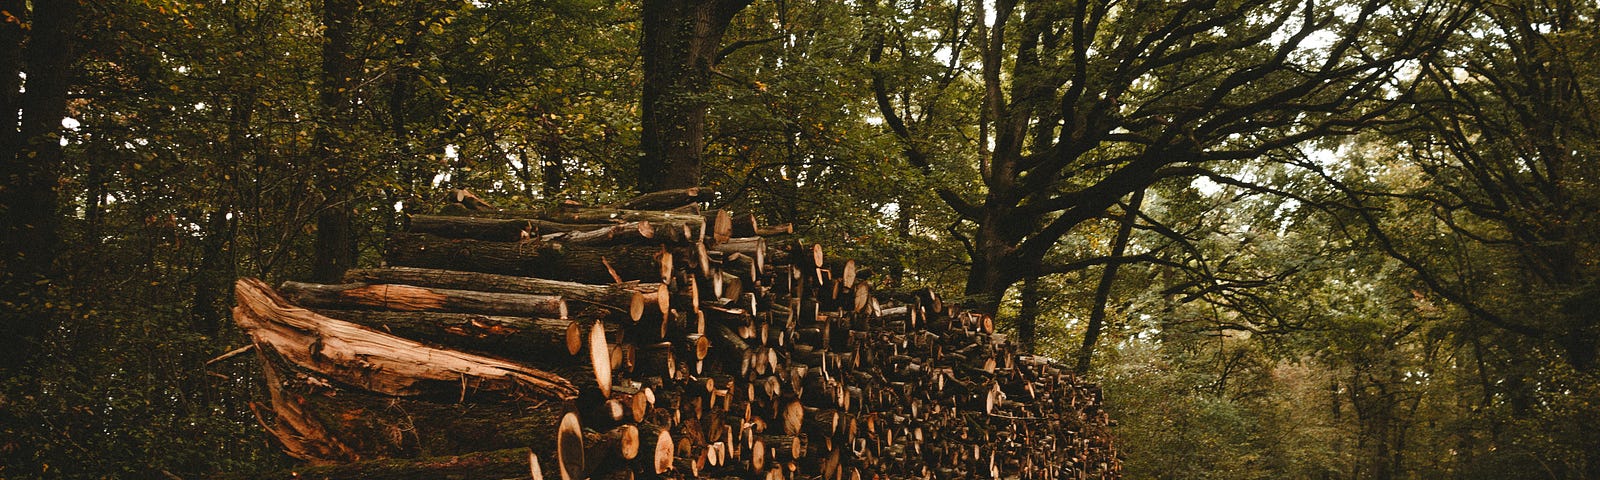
[0,0,78,370]
[1074,189,1142,375]
[191,209,235,337]
[311,0,360,283]
[637,0,751,193]
[541,133,564,196]
[1016,276,1040,352]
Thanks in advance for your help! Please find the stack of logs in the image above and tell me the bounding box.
[232,188,1120,480]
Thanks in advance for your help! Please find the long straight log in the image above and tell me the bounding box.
[280,281,568,319]
[539,221,656,246]
[615,187,702,211]
[343,267,662,321]
[387,233,672,284]
[468,206,707,228]
[308,310,587,362]
[407,215,532,241]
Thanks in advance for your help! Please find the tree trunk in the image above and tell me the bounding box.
[191,209,236,337]
[1074,190,1142,375]
[311,0,360,283]
[637,0,752,193]
[1016,277,1040,352]
[0,0,77,371]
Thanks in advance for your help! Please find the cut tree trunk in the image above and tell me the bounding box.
[234,278,578,400]
[344,267,664,321]
[280,281,568,319]
[307,309,588,363]
[387,233,672,284]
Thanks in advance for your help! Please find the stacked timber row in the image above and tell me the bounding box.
[233,187,1121,480]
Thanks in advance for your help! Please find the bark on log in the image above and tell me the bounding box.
[230,448,534,480]
[307,309,586,362]
[344,267,661,321]
[281,281,568,319]
[615,187,702,211]
[387,233,672,284]
[407,215,531,241]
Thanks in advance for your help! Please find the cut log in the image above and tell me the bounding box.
[343,267,656,321]
[309,310,586,363]
[538,221,656,246]
[616,187,702,210]
[704,210,733,245]
[280,281,568,319]
[387,233,672,284]
[407,215,531,241]
[710,237,766,274]
[234,278,578,400]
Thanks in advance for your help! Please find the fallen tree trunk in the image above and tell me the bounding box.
[234,278,578,401]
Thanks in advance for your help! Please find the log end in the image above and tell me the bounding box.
[558,412,585,480]
[566,321,584,356]
[619,424,641,460]
[590,322,613,397]
[628,291,646,323]
[651,429,675,474]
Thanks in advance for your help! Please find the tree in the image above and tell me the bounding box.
[310,0,361,283]
[637,0,753,192]
[0,0,81,370]
[875,0,1468,334]
[1342,0,1600,372]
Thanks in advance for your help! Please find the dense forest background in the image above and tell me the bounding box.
[0,0,1596,478]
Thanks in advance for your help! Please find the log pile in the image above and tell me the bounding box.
[233,187,1120,479]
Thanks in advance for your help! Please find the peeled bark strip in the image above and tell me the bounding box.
[280,281,568,319]
[343,267,656,321]
[250,346,356,464]
[234,278,578,400]
[387,233,671,284]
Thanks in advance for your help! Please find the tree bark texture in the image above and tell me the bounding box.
[310,0,359,283]
[638,0,753,193]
